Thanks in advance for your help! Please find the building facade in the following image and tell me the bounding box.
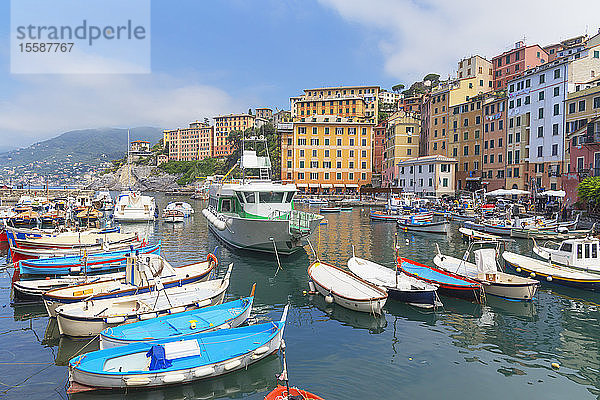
[492,42,548,90]
[255,107,273,120]
[213,114,255,157]
[396,155,458,197]
[282,115,372,193]
[482,96,508,191]
[382,112,421,187]
[372,121,386,187]
[163,122,214,161]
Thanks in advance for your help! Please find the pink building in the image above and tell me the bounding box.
[492,41,548,90]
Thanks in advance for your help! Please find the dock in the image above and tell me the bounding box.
[0,188,95,205]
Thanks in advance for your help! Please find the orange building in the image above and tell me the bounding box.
[213,113,255,157]
[163,121,214,161]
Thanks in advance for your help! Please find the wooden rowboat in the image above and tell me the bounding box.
[308,261,387,314]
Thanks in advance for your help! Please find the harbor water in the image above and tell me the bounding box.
[2,193,600,399]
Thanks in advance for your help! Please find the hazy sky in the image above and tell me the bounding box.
[1,0,599,150]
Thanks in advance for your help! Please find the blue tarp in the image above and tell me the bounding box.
[146,345,172,371]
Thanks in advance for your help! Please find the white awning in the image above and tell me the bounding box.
[346,184,359,188]
[321,184,333,188]
[486,188,530,196]
[333,184,345,188]
[296,183,308,188]
[539,190,566,197]
[309,184,319,188]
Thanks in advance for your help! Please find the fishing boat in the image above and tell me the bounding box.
[458,227,500,242]
[163,209,184,223]
[502,251,600,290]
[76,207,102,224]
[113,190,156,222]
[319,206,340,213]
[397,213,448,234]
[202,137,322,255]
[43,253,217,317]
[55,264,232,337]
[307,260,387,314]
[100,288,254,349]
[433,244,538,301]
[347,256,440,308]
[510,226,594,240]
[369,211,403,221]
[67,305,288,391]
[8,210,39,228]
[13,271,126,302]
[398,257,483,301]
[17,241,160,276]
[164,201,194,217]
[39,210,66,226]
[532,237,600,273]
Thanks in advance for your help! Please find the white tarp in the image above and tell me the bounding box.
[474,249,497,274]
[539,190,566,198]
[486,189,530,196]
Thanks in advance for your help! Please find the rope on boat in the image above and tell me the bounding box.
[270,237,283,278]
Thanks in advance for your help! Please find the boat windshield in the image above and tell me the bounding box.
[559,243,572,253]
[259,192,284,203]
[243,192,256,203]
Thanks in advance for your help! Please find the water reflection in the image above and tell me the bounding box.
[309,293,387,334]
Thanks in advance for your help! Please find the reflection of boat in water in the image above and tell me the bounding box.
[484,295,538,320]
[12,301,47,321]
[43,319,100,366]
[68,353,280,400]
[310,294,387,334]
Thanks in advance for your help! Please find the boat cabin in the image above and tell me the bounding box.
[544,237,600,270]
[208,182,297,218]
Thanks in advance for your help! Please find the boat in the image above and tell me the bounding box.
[458,227,500,242]
[340,207,353,212]
[8,210,39,227]
[307,198,328,205]
[39,210,66,226]
[397,214,448,234]
[532,237,600,273]
[347,255,440,308]
[113,190,156,222]
[76,207,103,225]
[369,211,403,221]
[398,257,483,301]
[17,241,160,276]
[92,189,114,211]
[55,264,232,337]
[307,260,387,314]
[42,253,217,317]
[202,137,323,255]
[511,225,595,240]
[502,251,600,290]
[164,201,194,217]
[13,271,126,302]
[163,209,184,223]
[99,288,254,349]
[319,206,340,213]
[67,305,288,391]
[433,244,538,301]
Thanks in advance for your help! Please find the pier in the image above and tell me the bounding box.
[0,188,95,204]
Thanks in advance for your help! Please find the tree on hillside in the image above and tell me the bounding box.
[392,84,405,93]
[423,73,440,83]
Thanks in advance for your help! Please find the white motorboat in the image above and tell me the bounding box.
[113,191,156,222]
[307,260,387,314]
[433,244,538,301]
[458,227,501,241]
[93,189,114,211]
[163,209,185,223]
[55,265,232,337]
[164,201,194,217]
[533,237,600,273]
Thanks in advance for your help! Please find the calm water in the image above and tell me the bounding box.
[2,193,600,399]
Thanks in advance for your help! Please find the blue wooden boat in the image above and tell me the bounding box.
[99,290,255,349]
[67,305,288,391]
[398,257,483,302]
[18,242,161,275]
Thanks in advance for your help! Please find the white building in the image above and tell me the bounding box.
[396,155,458,198]
[507,45,600,190]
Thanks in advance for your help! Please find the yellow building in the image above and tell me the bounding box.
[213,113,255,157]
[382,111,421,186]
[291,85,380,124]
[163,121,214,161]
[281,115,373,194]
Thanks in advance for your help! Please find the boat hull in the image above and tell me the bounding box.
[387,287,438,307]
[264,385,325,400]
[311,277,386,314]
[397,220,448,234]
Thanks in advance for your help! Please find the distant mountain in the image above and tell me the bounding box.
[0,127,164,169]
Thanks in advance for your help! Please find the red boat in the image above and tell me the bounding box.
[264,385,325,400]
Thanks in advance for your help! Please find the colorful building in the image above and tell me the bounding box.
[372,121,387,187]
[282,115,372,194]
[213,113,255,157]
[482,95,508,191]
[492,41,548,90]
[255,107,273,120]
[395,155,458,198]
[398,93,424,114]
[563,79,600,205]
[163,122,214,161]
[382,111,421,187]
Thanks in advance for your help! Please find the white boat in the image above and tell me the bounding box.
[93,189,114,211]
[307,261,387,314]
[163,209,184,223]
[113,191,156,222]
[43,253,216,317]
[202,137,322,255]
[347,256,440,308]
[433,245,538,301]
[55,265,232,337]
[397,213,448,234]
[502,251,600,291]
[458,227,501,241]
[164,201,194,217]
[533,237,600,273]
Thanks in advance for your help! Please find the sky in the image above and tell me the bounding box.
[1,0,600,151]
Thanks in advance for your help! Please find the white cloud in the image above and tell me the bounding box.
[319,0,600,83]
[0,73,243,148]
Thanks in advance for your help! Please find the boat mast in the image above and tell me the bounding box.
[127,128,131,190]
